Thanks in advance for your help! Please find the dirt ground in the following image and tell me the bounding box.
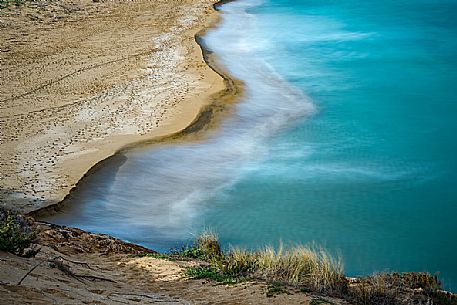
[0,221,346,304]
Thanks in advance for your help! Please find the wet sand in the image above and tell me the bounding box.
[0,0,240,213]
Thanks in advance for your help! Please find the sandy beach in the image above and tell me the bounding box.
[0,0,238,213]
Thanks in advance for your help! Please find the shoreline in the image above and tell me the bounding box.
[30,29,244,219]
[0,0,243,215]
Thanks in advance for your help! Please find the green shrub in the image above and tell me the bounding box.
[309,298,336,305]
[171,244,205,259]
[185,266,240,284]
[136,252,171,260]
[0,208,37,256]
[266,281,291,297]
[172,230,222,261]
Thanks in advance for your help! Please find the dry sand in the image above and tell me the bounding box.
[0,0,236,213]
[0,221,346,305]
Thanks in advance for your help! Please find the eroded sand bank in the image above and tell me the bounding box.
[0,221,340,305]
[0,0,234,213]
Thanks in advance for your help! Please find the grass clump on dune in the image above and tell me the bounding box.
[253,245,345,293]
[171,230,222,261]
[218,244,346,294]
[183,231,457,305]
[195,230,223,260]
[349,272,456,305]
[184,232,346,294]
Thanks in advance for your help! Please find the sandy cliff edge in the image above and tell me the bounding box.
[0,220,341,305]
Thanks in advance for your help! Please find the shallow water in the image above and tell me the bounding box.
[44,0,457,291]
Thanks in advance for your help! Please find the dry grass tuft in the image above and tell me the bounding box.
[348,272,457,305]
[183,232,457,304]
[196,230,222,260]
[189,234,347,294]
[236,244,346,293]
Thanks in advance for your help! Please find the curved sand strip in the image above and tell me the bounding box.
[0,0,235,213]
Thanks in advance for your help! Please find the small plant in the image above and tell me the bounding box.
[349,275,398,305]
[171,230,222,261]
[220,247,257,277]
[171,244,205,259]
[398,272,441,291]
[136,252,171,260]
[348,272,453,305]
[195,230,222,260]
[185,266,240,284]
[266,281,290,297]
[310,298,335,305]
[0,208,38,257]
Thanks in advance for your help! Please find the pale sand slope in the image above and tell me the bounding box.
[0,222,346,305]
[0,0,229,213]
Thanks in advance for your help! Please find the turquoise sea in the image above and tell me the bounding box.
[43,0,457,291]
